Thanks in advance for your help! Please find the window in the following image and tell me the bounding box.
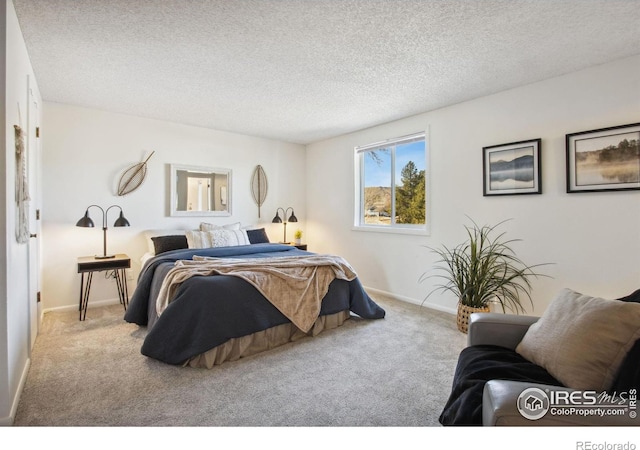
[354,132,428,234]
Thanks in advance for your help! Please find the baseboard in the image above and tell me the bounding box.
[42,297,122,315]
[363,286,457,315]
[0,357,31,426]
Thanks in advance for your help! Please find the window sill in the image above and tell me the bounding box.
[352,225,430,236]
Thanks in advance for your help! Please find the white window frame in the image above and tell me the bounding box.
[353,131,430,236]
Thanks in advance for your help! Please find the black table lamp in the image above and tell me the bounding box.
[272,207,297,244]
[76,205,130,259]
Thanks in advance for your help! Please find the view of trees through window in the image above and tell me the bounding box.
[359,135,426,228]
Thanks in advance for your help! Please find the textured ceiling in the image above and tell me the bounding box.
[12,0,640,144]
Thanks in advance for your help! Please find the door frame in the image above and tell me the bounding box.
[27,75,42,349]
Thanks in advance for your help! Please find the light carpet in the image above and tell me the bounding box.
[13,294,466,427]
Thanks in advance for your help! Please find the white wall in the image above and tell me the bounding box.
[1,0,41,425]
[306,54,640,316]
[41,103,306,310]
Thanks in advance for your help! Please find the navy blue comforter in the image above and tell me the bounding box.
[124,243,385,365]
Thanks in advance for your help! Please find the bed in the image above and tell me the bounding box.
[124,238,386,368]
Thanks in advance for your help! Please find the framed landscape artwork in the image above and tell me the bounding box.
[566,123,640,193]
[483,139,541,196]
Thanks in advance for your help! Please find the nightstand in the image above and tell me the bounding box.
[77,254,131,321]
[293,244,307,250]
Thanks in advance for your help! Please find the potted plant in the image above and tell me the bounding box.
[294,229,303,245]
[421,218,549,333]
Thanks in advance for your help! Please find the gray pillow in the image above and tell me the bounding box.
[516,288,640,391]
[151,235,188,255]
[247,228,270,244]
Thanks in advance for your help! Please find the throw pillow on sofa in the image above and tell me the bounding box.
[516,288,640,391]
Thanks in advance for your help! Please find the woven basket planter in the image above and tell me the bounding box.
[456,302,490,334]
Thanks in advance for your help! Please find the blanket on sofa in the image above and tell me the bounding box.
[439,344,561,426]
[440,289,640,426]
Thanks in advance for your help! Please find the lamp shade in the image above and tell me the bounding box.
[76,211,95,228]
[288,210,298,222]
[114,211,130,227]
[272,211,282,223]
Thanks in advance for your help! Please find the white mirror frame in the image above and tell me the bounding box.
[169,164,232,217]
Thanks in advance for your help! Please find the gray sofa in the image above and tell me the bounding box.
[468,313,638,426]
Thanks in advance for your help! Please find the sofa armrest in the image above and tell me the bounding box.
[468,313,539,349]
[483,380,638,426]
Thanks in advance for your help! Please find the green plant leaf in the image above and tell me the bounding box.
[420,217,552,313]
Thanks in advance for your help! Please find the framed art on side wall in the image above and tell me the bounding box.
[483,139,542,196]
[566,123,640,193]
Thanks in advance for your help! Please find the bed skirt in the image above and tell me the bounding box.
[184,310,351,369]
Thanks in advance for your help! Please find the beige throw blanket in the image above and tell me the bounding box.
[156,254,358,332]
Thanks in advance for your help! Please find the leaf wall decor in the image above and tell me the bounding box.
[251,165,268,217]
[117,150,155,196]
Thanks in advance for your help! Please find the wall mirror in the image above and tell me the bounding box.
[169,164,232,216]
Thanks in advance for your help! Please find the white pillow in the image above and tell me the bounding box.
[199,222,241,231]
[186,229,249,248]
[209,229,249,247]
[186,230,214,249]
